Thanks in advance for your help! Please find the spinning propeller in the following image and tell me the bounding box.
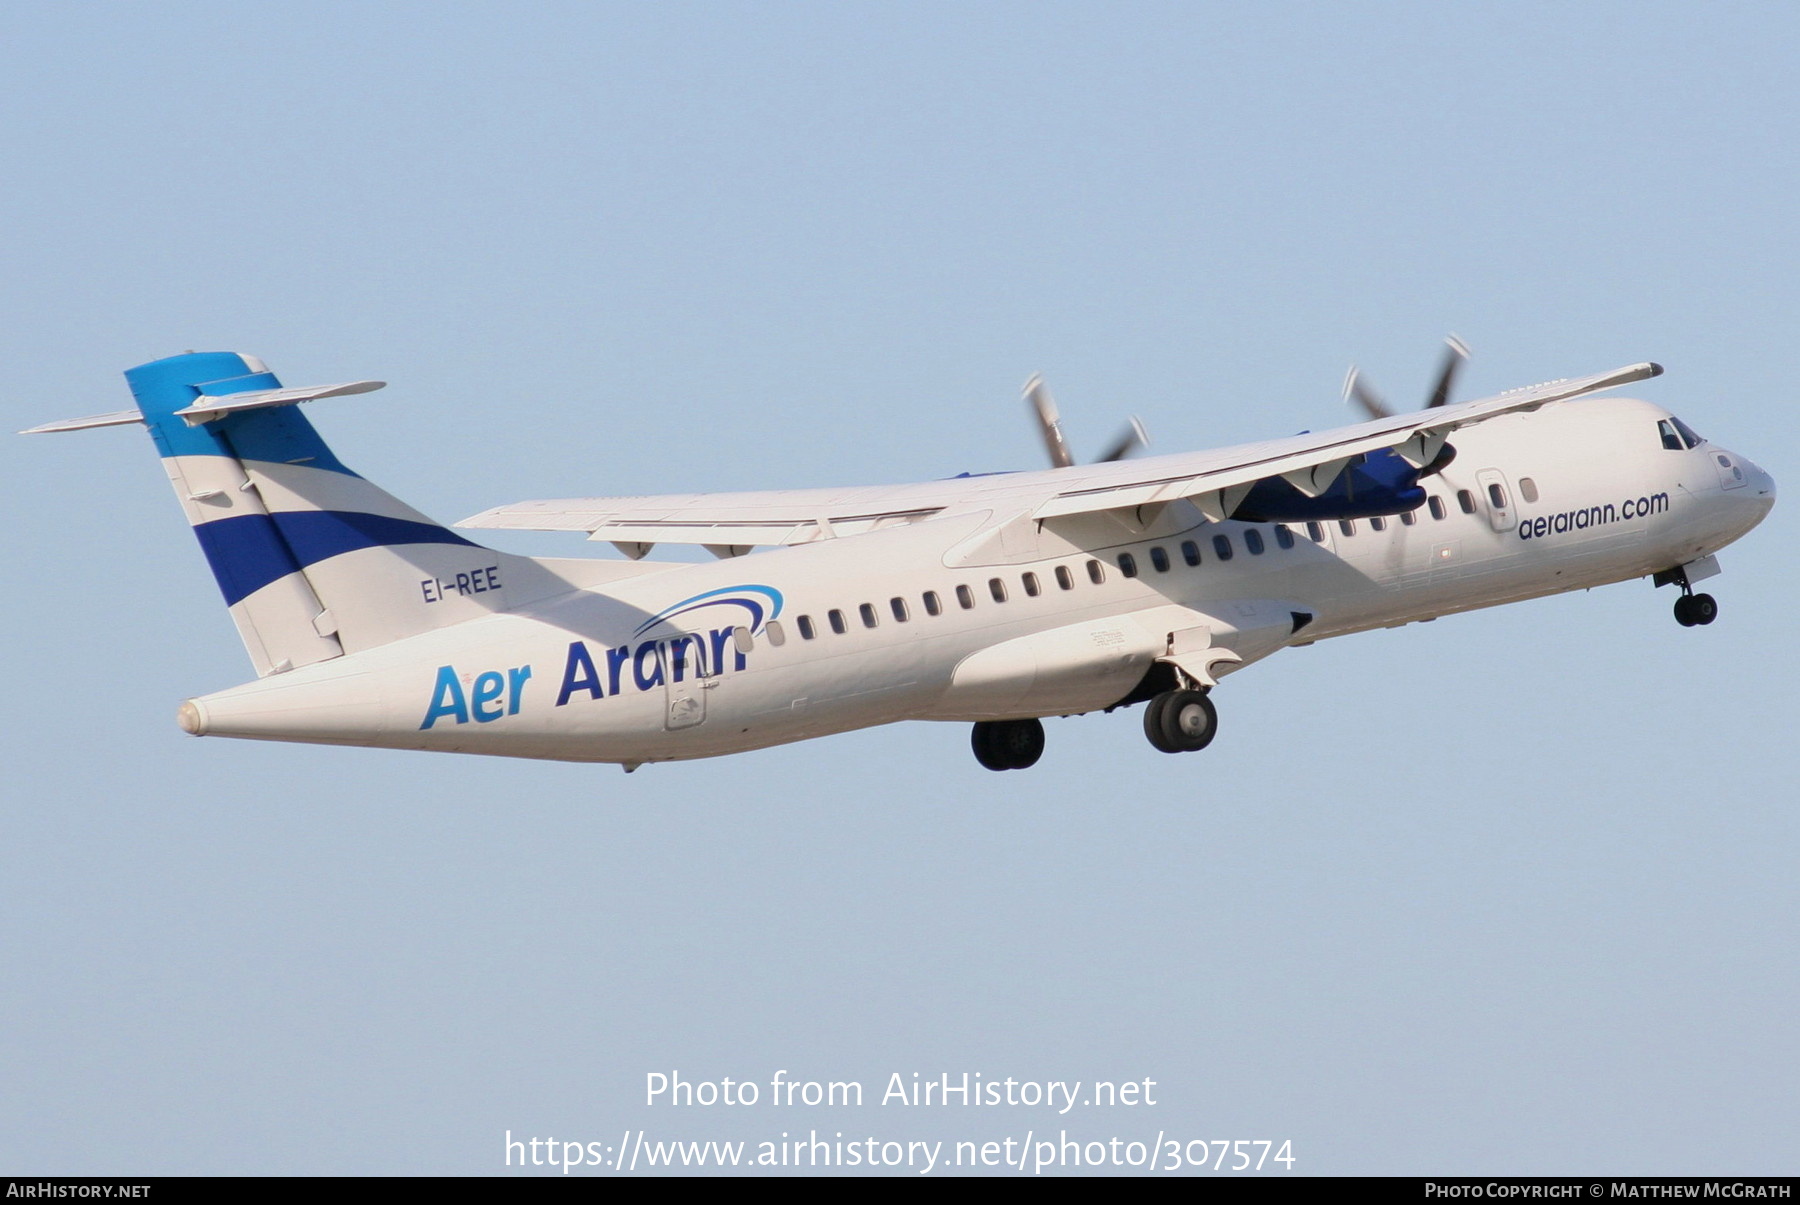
[1023,374,1148,468]
[1341,335,1469,479]
[1343,335,1470,421]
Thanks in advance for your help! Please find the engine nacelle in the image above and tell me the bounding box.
[1232,444,1452,522]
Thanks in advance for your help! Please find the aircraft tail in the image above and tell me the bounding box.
[28,351,598,677]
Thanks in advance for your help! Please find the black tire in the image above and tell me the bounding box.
[1143,693,1176,753]
[1691,593,1718,625]
[1158,690,1218,753]
[971,719,1044,770]
[1145,689,1217,753]
[997,718,1045,769]
[971,722,1008,771]
[1673,595,1697,627]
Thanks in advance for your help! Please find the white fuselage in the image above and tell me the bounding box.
[181,397,1775,765]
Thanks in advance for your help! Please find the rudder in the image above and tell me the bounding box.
[129,351,359,676]
[57,351,587,676]
[27,351,654,677]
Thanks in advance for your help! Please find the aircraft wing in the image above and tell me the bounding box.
[460,362,1661,554]
[457,474,1040,558]
[1021,362,1663,521]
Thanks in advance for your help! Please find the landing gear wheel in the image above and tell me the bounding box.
[1144,689,1217,754]
[1673,593,1719,627]
[971,718,1045,771]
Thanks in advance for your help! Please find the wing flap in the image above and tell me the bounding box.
[457,477,1024,546]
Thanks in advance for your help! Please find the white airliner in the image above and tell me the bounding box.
[26,347,1774,771]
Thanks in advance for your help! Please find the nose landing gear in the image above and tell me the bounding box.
[971,718,1045,771]
[1654,562,1721,628]
[1674,592,1718,627]
[1144,689,1218,754]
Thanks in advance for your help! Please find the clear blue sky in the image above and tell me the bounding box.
[3,1,1794,1175]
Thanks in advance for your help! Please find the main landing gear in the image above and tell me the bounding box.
[1143,689,1218,754]
[972,718,1044,771]
[967,685,1221,769]
[1673,592,1718,627]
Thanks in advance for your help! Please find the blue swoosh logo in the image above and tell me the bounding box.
[632,585,785,639]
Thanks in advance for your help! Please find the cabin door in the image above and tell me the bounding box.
[660,634,708,731]
[1475,468,1517,533]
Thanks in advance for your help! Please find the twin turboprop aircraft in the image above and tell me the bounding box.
[26,347,1774,771]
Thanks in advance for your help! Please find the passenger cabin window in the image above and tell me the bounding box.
[1087,559,1106,584]
[860,603,878,628]
[923,590,943,617]
[1457,489,1477,514]
[1368,516,1386,532]
[766,619,787,646]
[1022,572,1041,597]
[1212,534,1233,561]
[1181,539,1202,566]
[1275,525,1295,549]
[1244,529,1265,554]
[956,584,975,610]
[797,615,816,640]
[828,609,847,635]
[1520,478,1539,504]
[1339,519,1356,537]
[1428,496,1447,520]
[1117,552,1138,578]
[1487,482,1508,509]
[1150,546,1170,573]
[1055,565,1074,590]
[988,577,1008,603]
[890,597,910,622]
[1399,509,1416,526]
[1307,521,1326,543]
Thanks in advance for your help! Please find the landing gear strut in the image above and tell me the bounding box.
[1143,689,1218,754]
[972,718,1045,771]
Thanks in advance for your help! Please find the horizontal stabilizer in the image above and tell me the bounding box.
[173,380,385,423]
[20,410,144,435]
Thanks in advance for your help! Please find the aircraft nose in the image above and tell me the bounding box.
[1737,453,1776,506]
[1715,448,1776,534]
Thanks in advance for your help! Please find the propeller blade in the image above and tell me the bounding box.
[1023,374,1075,468]
[1095,416,1150,463]
[1343,365,1392,420]
[1425,335,1471,409]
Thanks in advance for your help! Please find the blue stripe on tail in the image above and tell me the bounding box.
[128,352,481,608]
[194,511,479,606]
[191,514,307,608]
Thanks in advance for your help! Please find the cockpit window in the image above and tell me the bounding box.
[1671,416,1705,448]
[1659,417,1705,450]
